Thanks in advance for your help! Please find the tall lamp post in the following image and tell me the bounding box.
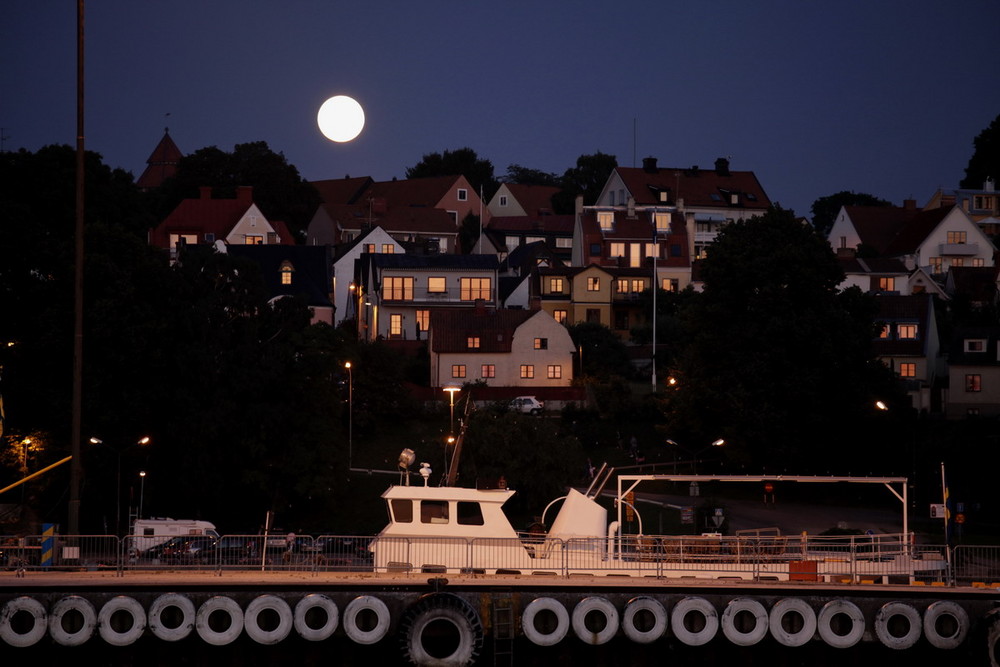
[443,385,460,435]
[345,361,353,468]
[90,435,150,536]
[667,438,725,474]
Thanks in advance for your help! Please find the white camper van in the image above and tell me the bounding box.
[130,518,218,554]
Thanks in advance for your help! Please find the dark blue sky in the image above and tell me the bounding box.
[4,1,999,219]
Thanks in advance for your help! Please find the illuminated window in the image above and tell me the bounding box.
[616,278,629,293]
[966,374,981,392]
[534,338,547,350]
[481,365,495,378]
[930,257,942,272]
[547,365,562,379]
[280,261,293,285]
[452,365,466,379]
[549,277,564,293]
[878,277,895,291]
[946,231,967,244]
[662,278,677,292]
[520,365,534,379]
[364,243,376,253]
[610,243,625,257]
[381,244,395,254]
[587,277,600,291]
[598,211,614,230]
[245,235,264,245]
[554,310,568,324]
[384,277,414,300]
[898,363,916,378]
[467,337,480,349]
[645,243,659,258]
[428,277,447,293]
[416,310,430,331]
[655,212,670,231]
[390,314,402,336]
[460,277,491,301]
[898,324,917,339]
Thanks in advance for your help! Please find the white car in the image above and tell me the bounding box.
[510,396,544,415]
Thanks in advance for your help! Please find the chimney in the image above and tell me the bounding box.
[627,196,636,218]
[237,185,253,205]
[714,157,730,176]
[642,157,658,173]
[529,296,541,311]
[903,198,917,210]
[199,186,212,199]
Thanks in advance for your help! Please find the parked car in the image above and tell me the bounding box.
[161,535,217,563]
[195,536,258,565]
[510,396,544,415]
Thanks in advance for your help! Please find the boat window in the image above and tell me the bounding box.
[391,499,413,523]
[420,500,449,524]
[457,502,484,526]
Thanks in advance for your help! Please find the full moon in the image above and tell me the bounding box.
[317,95,365,143]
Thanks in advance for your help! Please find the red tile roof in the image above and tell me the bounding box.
[430,308,536,353]
[502,183,560,215]
[488,215,574,234]
[614,162,771,209]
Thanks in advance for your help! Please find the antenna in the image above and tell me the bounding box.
[632,118,637,168]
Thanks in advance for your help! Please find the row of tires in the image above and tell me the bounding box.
[521,596,972,651]
[0,592,975,655]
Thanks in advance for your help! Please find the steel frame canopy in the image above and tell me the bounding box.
[613,474,910,539]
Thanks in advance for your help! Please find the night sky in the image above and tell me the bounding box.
[4,1,999,218]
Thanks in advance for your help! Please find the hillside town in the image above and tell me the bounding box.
[142,129,1000,420]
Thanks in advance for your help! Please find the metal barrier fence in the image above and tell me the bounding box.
[2,532,997,584]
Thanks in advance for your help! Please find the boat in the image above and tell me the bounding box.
[371,447,951,583]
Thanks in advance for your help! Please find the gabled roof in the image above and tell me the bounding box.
[136,129,183,190]
[504,240,566,275]
[500,183,560,215]
[842,205,950,255]
[838,256,909,275]
[614,161,771,209]
[430,308,536,353]
[365,175,466,208]
[311,176,374,205]
[322,202,458,235]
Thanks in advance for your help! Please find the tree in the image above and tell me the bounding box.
[155,141,321,242]
[961,113,1000,189]
[810,191,892,237]
[504,164,560,187]
[405,147,498,200]
[665,206,902,472]
[553,151,618,213]
[567,321,631,381]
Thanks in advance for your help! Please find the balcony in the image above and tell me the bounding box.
[381,287,494,305]
[938,242,979,256]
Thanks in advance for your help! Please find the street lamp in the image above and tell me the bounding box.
[345,361,353,468]
[138,471,147,521]
[90,435,151,536]
[666,438,725,474]
[443,385,460,434]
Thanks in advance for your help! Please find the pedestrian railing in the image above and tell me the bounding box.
[1,532,995,585]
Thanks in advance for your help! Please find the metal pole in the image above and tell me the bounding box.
[68,0,85,537]
[652,229,657,388]
[346,362,353,468]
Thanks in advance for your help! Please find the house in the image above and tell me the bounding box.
[487,183,560,218]
[149,186,293,260]
[136,128,183,191]
[828,203,996,275]
[224,244,334,325]
[946,326,1000,418]
[487,214,575,265]
[926,178,1000,237]
[330,226,406,328]
[537,264,615,329]
[306,175,488,253]
[574,201,691,293]
[355,253,500,342]
[429,306,575,388]
[873,294,941,414]
[595,156,772,261]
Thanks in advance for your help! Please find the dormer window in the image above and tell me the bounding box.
[597,211,614,231]
[964,339,986,353]
[897,324,918,339]
[280,261,294,285]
